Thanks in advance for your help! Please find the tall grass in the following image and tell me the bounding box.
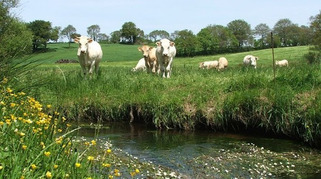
[13,44,321,147]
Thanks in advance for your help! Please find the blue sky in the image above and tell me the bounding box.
[13,0,321,38]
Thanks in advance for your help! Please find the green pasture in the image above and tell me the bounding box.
[15,44,321,148]
[30,43,309,67]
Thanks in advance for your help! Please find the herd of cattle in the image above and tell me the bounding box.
[74,36,289,78]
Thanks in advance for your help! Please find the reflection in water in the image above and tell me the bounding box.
[77,122,321,178]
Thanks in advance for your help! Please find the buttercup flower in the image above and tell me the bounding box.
[46,171,52,178]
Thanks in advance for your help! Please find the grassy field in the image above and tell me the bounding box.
[12,43,321,148]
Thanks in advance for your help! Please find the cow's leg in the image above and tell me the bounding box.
[95,62,100,74]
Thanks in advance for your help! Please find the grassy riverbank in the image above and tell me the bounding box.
[12,44,321,148]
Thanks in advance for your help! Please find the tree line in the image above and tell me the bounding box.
[0,0,320,59]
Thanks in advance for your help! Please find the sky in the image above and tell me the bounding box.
[12,0,321,40]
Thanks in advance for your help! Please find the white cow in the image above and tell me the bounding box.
[199,61,219,69]
[156,39,176,78]
[243,55,258,69]
[218,57,228,70]
[275,59,289,67]
[138,45,158,74]
[132,58,146,72]
[74,36,103,76]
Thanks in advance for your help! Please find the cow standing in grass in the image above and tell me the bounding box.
[156,39,176,78]
[138,45,158,74]
[74,36,103,77]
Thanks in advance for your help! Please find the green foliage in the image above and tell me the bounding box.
[174,29,198,57]
[120,21,139,44]
[61,25,77,45]
[0,2,33,59]
[27,20,55,51]
[227,19,252,47]
[87,24,100,41]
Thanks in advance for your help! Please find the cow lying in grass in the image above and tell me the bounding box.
[199,61,219,69]
[275,59,289,67]
[243,55,258,69]
[132,58,146,72]
[74,36,103,77]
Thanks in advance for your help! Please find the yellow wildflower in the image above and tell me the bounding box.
[84,141,90,146]
[22,145,27,150]
[0,165,3,170]
[54,164,58,169]
[66,123,71,127]
[108,175,113,179]
[106,149,112,154]
[2,77,8,84]
[75,163,81,168]
[62,116,66,122]
[20,176,25,179]
[47,104,52,108]
[135,169,140,173]
[10,103,16,107]
[31,164,37,170]
[0,101,5,105]
[19,132,25,137]
[91,140,96,146]
[46,171,52,178]
[44,151,51,157]
[55,137,63,144]
[57,129,62,132]
[130,172,136,177]
[0,121,4,126]
[102,163,111,168]
[6,87,13,93]
[87,156,94,161]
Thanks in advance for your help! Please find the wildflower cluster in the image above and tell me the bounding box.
[0,78,76,178]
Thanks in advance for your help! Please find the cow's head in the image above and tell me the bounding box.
[74,36,93,54]
[250,56,258,67]
[138,45,153,58]
[156,39,175,56]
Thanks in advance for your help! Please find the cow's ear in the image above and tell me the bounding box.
[88,38,93,43]
[74,37,80,43]
[170,42,175,46]
[156,42,161,46]
[149,46,154,50]
[256,57,259,60]
[138,47,142,52]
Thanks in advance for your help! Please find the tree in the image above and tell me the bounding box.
[0,1,32,58]
[50,26,60,43]
[149,30,170,42]
[197,25,238,54]
[174,29,198,57]
[227,19,252,48]
[97,33,109,43]
[110,30,121,43]
[254,23,271,48]
[87,24,100,41]
[27,20,53,51]
[305,11,321,64]
[61,25,76,47]
[120,22,138,44]
[273,18,295,46]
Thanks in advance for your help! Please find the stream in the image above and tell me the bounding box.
[76,122,321,178]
